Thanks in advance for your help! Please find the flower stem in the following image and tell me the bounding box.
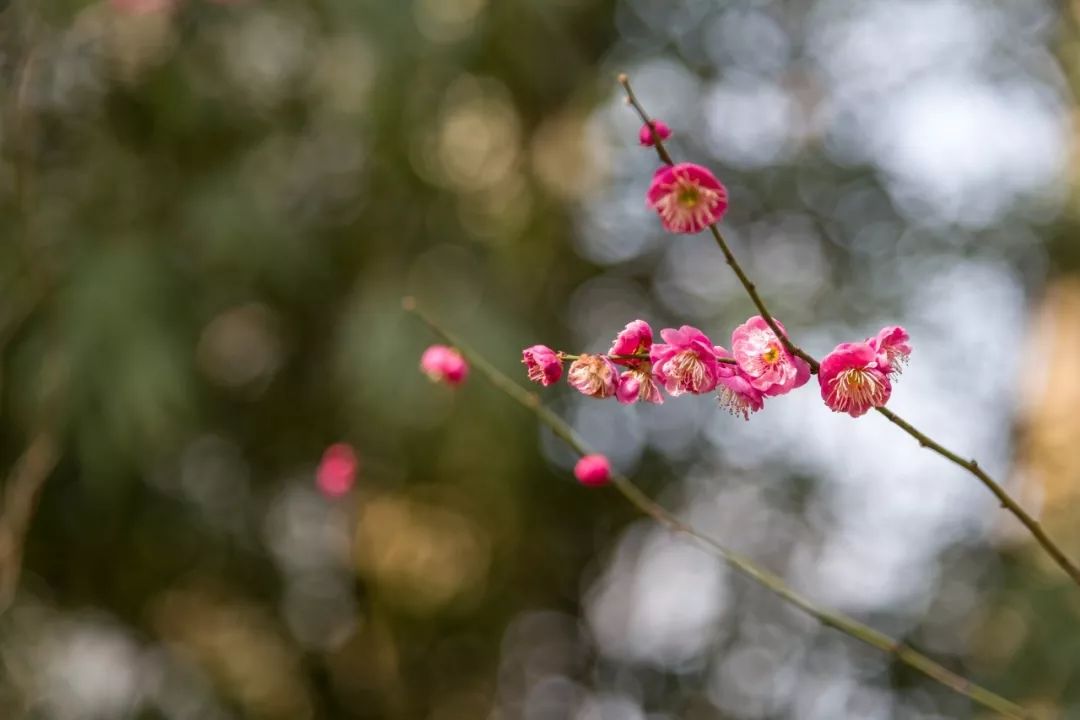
[405,298,1030,720]
[618,73,1080,592]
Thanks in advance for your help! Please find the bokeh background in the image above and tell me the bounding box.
[1,0,1079,718]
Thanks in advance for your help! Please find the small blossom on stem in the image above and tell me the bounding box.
[716,371,765,420]
[420,344,469,387]
[522,344,563,387]
[616,369,664,405]
[638,120,672,147]
[567,354,618,399]
[646,163,729,234]
[819,342,892,417]
[731,315,810,397]
[316,443,358,498]
[868,326,911,380]
[610,319,653,358]
[574,454,611,486]
[650,326,724,396]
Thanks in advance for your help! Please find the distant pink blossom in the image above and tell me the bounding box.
[716,371,765,420]
[522,345,562,387]
[650,325,723,396]
[567,354,618,399]
[646,163,728,234]
[819,341,892,417]
[731,316,810,397]
[316,443,358,498]
[111,0,180,12]
[420,344,468,387]
[638,120,672,147]
[574,454,611,486]
[868,326,911,380]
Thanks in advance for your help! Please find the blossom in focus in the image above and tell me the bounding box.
[609,319,653,358]
[574,454,611,486]
[731,315,810,397]
[616,369,664,405]
[646,163,728,234]
[716,371,764,420]
[316,443,358,498]
[567,354,618,398]
[819,341,892,417]
[420,344,469,387]
[522,344,562,387]
[638,120,672,147]
[650,325,724,396]
[868,325,911,380]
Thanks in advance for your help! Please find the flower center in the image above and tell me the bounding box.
[676,183,700,208]
[762,346,781,364]
[672,349,706,388]
[829,367,886,411]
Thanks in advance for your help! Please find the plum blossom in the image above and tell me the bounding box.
[574,454,611,486]
[731,316,810,397]
[869,325,912,380]
[316,443,358,498]
[639,120,672,147]
[819,341,892,417]
[522,345,562,387]
[420,345,469,387]
[567,354,618,399]
[716,371,765,420]
[646,163,728,234]
[610,320,662,405]
[650,325,724,396]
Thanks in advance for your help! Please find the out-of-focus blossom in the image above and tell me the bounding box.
[574,454,611,486]
[869,325,912,380]
[316,443,358,498]
[731,315,810,396]
[110,0,181,13]
[567,354,618,399]
[420,345,469,386]
[819,341,892,417]
[650,326,724,396]
[646,163,728,234]
[638,120,672,147]
[522,345,563,387]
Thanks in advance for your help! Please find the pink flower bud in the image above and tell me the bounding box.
[420,344,468,387]
[646,163,728,234]
[574,454,611,486]
[638,120,672,147]
[316,443,358,498]
[522,345,563,387]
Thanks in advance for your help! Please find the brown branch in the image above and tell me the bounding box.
[0,431,59,613]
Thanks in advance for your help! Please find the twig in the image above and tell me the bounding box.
[0,431,59,613]
[617,73,1080,592]
[405,298,1031,720]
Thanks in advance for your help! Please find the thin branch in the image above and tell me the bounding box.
[405,298,1031,720]
[0,431,59,613]
[618,73,1080,591]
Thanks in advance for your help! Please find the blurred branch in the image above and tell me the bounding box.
[405,298,1032,720]
[0,430,59,613]
[618,74,1080,592]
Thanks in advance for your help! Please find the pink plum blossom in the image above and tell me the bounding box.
[650,325,724,396]
[574,454,611,486]
[731,316,810,397]
[522,345,562,387]
[316,443,358,498]
[420,344,468,387]
[868,325,911,380]
[638,120,672,147]
[567,354,618,399]
[111,0,181,12]
[818,341,892,417]
[646,163,728,234]
[608,319,663,404]
[716,371,765,420]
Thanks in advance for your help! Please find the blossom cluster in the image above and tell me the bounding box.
[522,318,911,420]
